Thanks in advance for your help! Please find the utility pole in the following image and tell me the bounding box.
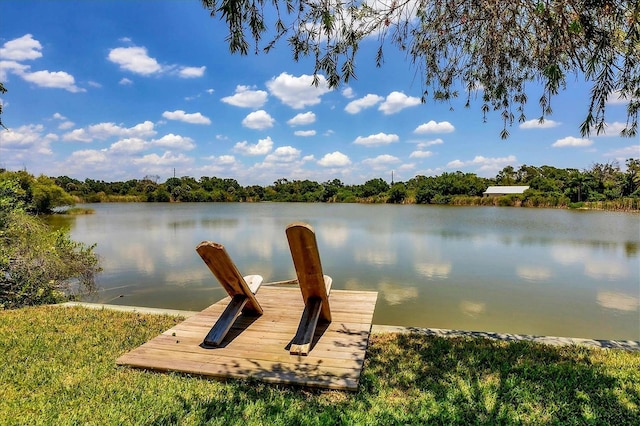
[391,170,394,185]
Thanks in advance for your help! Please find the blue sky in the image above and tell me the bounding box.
[1,1,638,186]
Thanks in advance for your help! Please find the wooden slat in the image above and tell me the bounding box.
[285,223,331,322]
[195,241,262,315]
[117,287,377,391]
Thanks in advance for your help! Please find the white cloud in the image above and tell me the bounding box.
[345,94,383,114]
[20,70,85,92]
[607,89,639,105]
[417,138,443,148]
[0,60,28,80]
[362,154,401,168]
[233,136,274,155]
[410,150,433,159]
[604,145,640,158]
[153,133,196,150]
[519,118,561,129]
[592,122,628,137]
[342,87,355,98]
[162,110,211,125]
[0,34,42,61]
[58,121,75,130]
[378,91,421,115]
[266,72,331,109]
[109,137,148,154]
[294,130,317,137]
[108,46,162,75]
[447,155,517,173]
[133,151,191,166]
[318,151,351,167]
[354,132,399,147]
[63,120,156,142]
[178,66,205,78]
[221,85,268,108]
[0,124,50,152]
[119,77,133,85]
[264,145,301,163]
[242,109,275,129]
[414,120,455,134]
[287,111,316,126]
[552,136,593,148]
[68,149,109,166]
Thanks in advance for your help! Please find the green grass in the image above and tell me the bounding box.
[1,306,639,425]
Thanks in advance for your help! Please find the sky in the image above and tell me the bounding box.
[1,1,638,186]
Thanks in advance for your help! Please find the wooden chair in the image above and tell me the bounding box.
[196,241,263,347]
[285,222,332,355]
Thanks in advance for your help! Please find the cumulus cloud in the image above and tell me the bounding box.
[242,110,275,129]
[0,34,84,92]
[607,89,639,105]
[294,130,316,137]
[318,151,351,167]
[354,132,399,147]
[410,150,433,159]
[592,122,628,137]
[266,72,331,109]
[552,136,593,148]
[519,118,561,129]
[68,149,109,166]
[345,94,383,114]
[417,138,443,148]
[221,85,268,108]
[264,146,301,163]
[0,34,42,60]
[21,70,85,92]
[604,145,640,158]
[287,111,316,126]
[362,154,401,168]
[378,91,421,114]
[447,155,517,173]
[414,120,455,134]
[162,110,211,125]
[177,66,206,78]
[133,151,191,166]
[108,46,162,75]
[0,124,51,152]
[109,137,148,154]
[153,133,196,150]
[119,77,133,85]
[63,120,156,142]
[233,136,274,155]
[342,87,355,98]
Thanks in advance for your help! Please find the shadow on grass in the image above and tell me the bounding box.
[149,332,639,425]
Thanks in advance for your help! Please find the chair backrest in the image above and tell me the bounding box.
[285,222,331,321]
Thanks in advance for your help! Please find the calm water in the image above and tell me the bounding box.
[51,203,640,341]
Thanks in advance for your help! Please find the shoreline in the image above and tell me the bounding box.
[59,301,640,352]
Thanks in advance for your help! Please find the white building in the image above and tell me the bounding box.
[483,186,530,197]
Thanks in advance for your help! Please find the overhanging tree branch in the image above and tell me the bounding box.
[201,0,639,138]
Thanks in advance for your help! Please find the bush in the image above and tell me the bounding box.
[0,174,101,309]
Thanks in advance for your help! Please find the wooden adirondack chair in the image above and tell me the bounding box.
[285,222,332,355]
[196,241,263,347]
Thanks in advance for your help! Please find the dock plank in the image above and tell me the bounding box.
[117,287,377,391]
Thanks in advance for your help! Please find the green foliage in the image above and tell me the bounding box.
[1,170,75,213]
[201,0,639,138]
[0,173,100,309]
[2,306,639,424]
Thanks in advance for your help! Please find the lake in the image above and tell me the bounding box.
[50,203,640,341]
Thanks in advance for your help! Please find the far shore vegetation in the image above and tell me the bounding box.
[46,158,640,212]
[2,305,639,425]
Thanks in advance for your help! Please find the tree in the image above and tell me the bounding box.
[202,0,638,139]
[0,82,6,130]
[0,174,100,308]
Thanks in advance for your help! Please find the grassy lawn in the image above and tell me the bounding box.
[1,306,638,425]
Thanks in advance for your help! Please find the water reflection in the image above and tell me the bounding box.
[55,203,639,341]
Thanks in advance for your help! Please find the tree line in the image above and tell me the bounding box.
[37,159,639,210]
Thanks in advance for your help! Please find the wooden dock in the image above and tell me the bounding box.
[116,287,378,391]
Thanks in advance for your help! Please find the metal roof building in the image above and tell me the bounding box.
[483,186,530,197]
